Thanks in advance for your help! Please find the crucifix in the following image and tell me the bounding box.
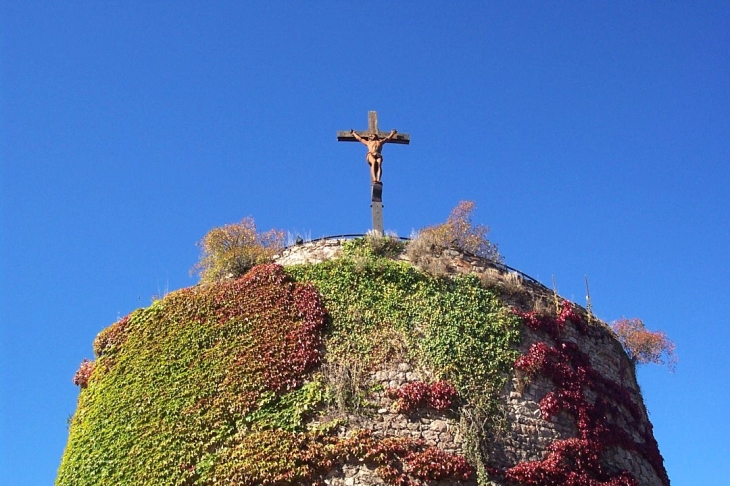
[337,111,410,235]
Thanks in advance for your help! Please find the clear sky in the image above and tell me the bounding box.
[1,2,728,484]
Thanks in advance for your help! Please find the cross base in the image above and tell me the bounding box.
[371,182,384,235]
[371,202,384,236]
[371,181,383,202]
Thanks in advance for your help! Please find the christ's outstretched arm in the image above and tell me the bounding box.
[351,130,367,145]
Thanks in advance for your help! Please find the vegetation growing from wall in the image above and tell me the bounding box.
[288,240,523,478]
[348,232,407,259]
[493,303,670,486]
[407,201,502,274]
[71,359,94,388]
[611,317,677,372]
[288,239,521,418]
[192,216,284,283]
[387,381,459,413]
[59,264,326,486]
[204,429,473,485]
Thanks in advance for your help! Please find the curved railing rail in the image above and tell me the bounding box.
[285,234,411,246]
[282,233,552,294]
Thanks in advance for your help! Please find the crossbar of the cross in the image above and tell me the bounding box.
[336,131,410,144]
[336,110,410,144]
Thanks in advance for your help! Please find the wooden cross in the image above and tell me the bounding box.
[337,111,410,235]
[337,111,410,144]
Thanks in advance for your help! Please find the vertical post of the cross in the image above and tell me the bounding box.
[368,111,379,135]
[336,111,410,236]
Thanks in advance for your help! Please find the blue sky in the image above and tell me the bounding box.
[1,2,728,484]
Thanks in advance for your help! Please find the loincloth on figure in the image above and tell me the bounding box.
[366,151,383,163]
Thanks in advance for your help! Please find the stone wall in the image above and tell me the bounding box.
[274,238,347,266]
[275,239,667,486]
[323,362,474,486]
[497,321,665,486]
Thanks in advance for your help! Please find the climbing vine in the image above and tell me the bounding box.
[60,250,509,486]
[491,302,669,486]
[60,237,666,486]
[205,429,473,485]
[58,264,327,486]
[287,246,522,423]
[387,381,459,413]
[72,359,95,388]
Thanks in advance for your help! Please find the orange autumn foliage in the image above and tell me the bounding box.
[611,317,677,372]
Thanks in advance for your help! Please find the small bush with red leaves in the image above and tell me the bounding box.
[429,380,459,410]
[388,381,458,413]
[514,298,587,341]
[404,447,473,482]
[72,359,95,388]
[93,315,129,357]
[611,317,677,371]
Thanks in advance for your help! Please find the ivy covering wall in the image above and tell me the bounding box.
[286,240,522,428]
[58,264,328,485]
[58,238,667,485]
[58,242,521,485]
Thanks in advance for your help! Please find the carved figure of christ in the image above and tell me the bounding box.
[337,111,410,184]
[351,129,398,183]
